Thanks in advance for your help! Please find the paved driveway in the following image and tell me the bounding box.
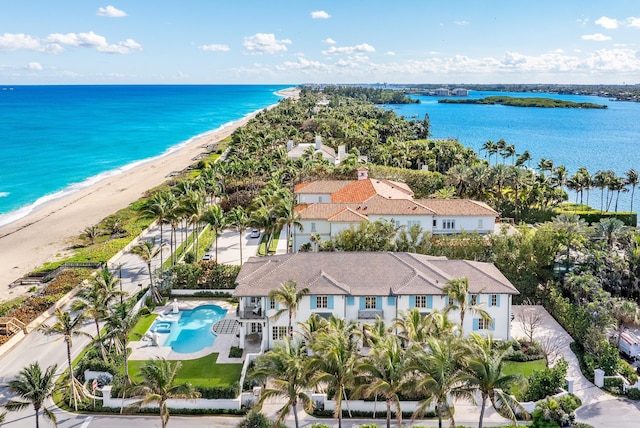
[511,305,640,425]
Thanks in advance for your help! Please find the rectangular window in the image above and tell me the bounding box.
[478,219,483,228]
[250,323,262,333]
[365,296,377,309]
[415,295,428,308]
[478,319,489,330]
[442,219,455,230]
[407,220,421,228]
[269,299,276,310]
[490,295,498,306]
[311,222,316,232]
[318,196,323,202]
[470,294,478,305]
[272,326,289,340]
[316,295,328,309]
[395,220,401,229]
[433,219,437,227]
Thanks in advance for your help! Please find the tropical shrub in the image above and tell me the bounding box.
[603,377,625,395]
[229,346,243,358]
[523,358,568,402]
[236,411,274,428]
[507,339,545,362]
[627,387,640,400]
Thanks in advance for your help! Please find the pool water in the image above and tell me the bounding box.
[151,305,227,353]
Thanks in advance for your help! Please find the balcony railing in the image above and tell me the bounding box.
[237,306,266,319]
[358,309,383,320]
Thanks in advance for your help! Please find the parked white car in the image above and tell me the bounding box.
[250,229,260,238]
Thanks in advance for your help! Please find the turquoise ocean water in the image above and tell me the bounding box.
[387,91,640,211]
[0,85,289,226]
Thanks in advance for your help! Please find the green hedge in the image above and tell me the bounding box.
[555,209,637,226]
[196,384,239,399]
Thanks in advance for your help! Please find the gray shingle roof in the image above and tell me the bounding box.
[234,252,519,297]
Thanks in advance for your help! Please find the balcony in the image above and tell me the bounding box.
[237,306,266,319]
[358,309,383,320]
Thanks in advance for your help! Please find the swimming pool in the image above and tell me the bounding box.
[151,304,227,353]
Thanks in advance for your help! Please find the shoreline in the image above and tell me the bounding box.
[0,86,299,303]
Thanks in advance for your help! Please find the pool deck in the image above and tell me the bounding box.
[128,299,259,363]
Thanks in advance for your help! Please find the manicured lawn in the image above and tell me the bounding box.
[129,313,158,341]
[257,232,280,256]
[128,353,242,387]
[503,359,546,377]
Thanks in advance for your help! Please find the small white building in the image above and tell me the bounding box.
[233,252,519,350]
[286,136,347,165]
[451,88,470,96]
[434,88,450,96]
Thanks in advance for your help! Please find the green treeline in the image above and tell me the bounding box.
[319,85,420,104]
[439,95,607,109]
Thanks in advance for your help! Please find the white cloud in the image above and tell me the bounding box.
[0,31,141,54]
[628,17,640,28]
[323,38,336,44]
[595,16,618,30]
[577,17,589,26]
[0,33,45,52]
[581,33,611,41]
[454,20,469,26]
[243,33,291,54]
[387,51,396,56]
[429,50,440,55]
[199,44,230,52]
[322,43,375,55]
[97,5,127,18]
[27,62,42,71]
[47,32,142,53]
[311,11,330,19]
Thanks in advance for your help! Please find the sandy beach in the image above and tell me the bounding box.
[0,87,298,303]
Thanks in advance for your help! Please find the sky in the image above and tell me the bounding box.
[1,1,640,85]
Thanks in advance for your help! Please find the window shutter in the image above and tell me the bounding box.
[359,297,366,310]
[489,319,495,331]
[409,295,416,308]
[328,296,334,309]
[445,295,449,305]
[427,296,433,309]
[376,297,382,309]
[387,296,396,306]
[496,295,501,307]
[310,295,317,310]
[473,318,479,331]
[266,298,270,309]
[347,296,354,306]
[468,295,473,304]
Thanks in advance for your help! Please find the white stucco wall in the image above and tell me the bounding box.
[432,215,495,235]
[297,193,332,204]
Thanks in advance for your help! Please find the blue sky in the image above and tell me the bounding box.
[1,1,639,84]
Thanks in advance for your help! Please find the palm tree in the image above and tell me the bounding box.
[310,233,322,252]
[626,169,639,212]
[228,206,249,265]
[465,334,527,428]
[392,307,432,347]
[72,266,123,360]
[309,316,361,428]
[131,237,163,303]
[410,336,473,428]
[610,298,640,346]
[552,213,589,265]
[40,308,90,410]
[268,280,309,336]
[181,190,206,254]
[595,218,627,248]
[275,191,303,254]
[127,358,200,428]
[200,204,226,263]
[147,191,172,265]
[4,362,58,428]
[481,140,497,164]
[355,335,411,428]
[103,301,138,410]
[251,337,313,428]
[83,225,100,245]
[443,277,491,332]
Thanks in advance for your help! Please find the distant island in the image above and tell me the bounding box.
[438,95,607,109]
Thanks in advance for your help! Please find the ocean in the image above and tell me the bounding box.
[386,91,640,211]
[0,85,289,226]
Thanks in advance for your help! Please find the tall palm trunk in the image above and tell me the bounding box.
[35,406,40,428]
[479,394,487,428]
[292,402,299,428]
[66,339,77,410]
[386,399,391,428]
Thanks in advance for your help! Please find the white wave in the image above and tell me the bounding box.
[0,192,9,197]
[0,109,270,229]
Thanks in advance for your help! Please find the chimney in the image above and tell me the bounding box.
[287,140,293,152]
[315,135,322,150]
[356,167,369,181]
